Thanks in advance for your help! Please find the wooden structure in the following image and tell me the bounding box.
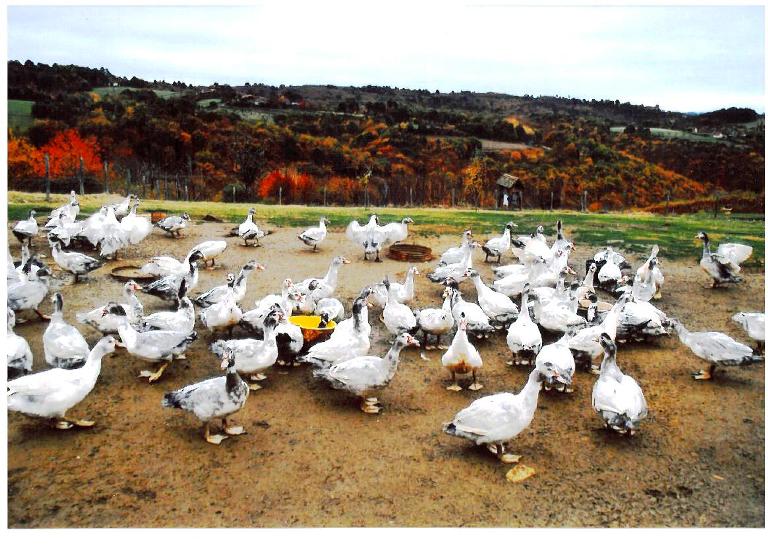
[495,173,523,210]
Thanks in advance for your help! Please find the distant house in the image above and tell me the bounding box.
[495,173,523,209]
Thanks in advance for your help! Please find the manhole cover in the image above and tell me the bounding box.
[387,243,433,262]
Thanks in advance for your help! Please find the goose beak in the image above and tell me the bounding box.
[341,258,351,264]
[220,357,230,371]
[255,263,266,271]
[407,336,421,348]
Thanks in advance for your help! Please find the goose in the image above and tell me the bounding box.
[143,250,204,303]
[47,212,85,247]
[273,305,306,365]
[314,297,345,322]
[732,312,765,353]
[380,217,414,246]
[464,268,518,326]
[510,231,553,266]
[161,346,249,445]
[592,333,648,435]
[140,245,208,278]
[346,214,382,261]
[597,247,623,289]
[12,210,39,245]
[442,365,546,464]
[550,220,571,254]
[238,208,265,246]
[414,287,455,350]
[43,293,90,369]
[102,303,197,382]
[140,279,195,333]
[109,193,134,219]
[8,248,22,283]
[191,240,228,268]
[535,332,576,392]
[506,284,542,366]
[47,191,79,223]
[385,266,419,305]
[297,289,374,368]
[194,260,263,308]
[442,317,484,391]
[8,263,52,321]
[8,336,117,430]
[7,309,33,380]
[313,333,420,413]
[298,217,330,251]
[616,297,669,342]
[382,277,418,335]
[481,222,517,263]
[492,257,556,297]
[669,319,762,380]
[156,212,191,238]
[98,205,131,259]
[240,279,302,336]
[427,242,477,284]
[294,256,349,302]
[695,231,751,287]
[119,199,153,244]
[574,263,597,301]
[199,290,244,337]
[439,230,473,266]
[79,206,110,248]
[529,291,586,334]
[445,284,496,339]
[568,294,629,371]
[632,245,664,301]
[14,240,42,278]
[76,280,144,334]
[591,247,631,273]
[49,236,104,282]
[209,307,283,389]
[518,225,547,246]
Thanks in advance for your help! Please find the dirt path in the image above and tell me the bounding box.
[7,221,765,527]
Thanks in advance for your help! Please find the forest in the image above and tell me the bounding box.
[7,60,765,211]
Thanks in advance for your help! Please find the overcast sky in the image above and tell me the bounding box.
[7,2,766,113]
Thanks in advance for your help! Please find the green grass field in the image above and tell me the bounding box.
[7,191,764,265]
[8,99,35,133]
[610,126,724,143]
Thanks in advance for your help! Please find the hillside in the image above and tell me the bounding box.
[6,60,765,211]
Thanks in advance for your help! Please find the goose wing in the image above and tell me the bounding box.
[448,393,520,437]
[717,243,752,266]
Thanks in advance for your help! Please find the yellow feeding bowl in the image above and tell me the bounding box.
[289,315,337,345]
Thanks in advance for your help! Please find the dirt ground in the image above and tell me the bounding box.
[6,219,765,528]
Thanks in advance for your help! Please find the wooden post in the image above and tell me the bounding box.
[550,191,554,211]
[583,190,588,212]
[365,185,369,209]
[163,177,168,200]
[323,184,327,207]
[409,186,413,207]
[233,184,236,203]
[103,161,109,194]
[185,181,189,201]
[714,194,719,218]
[78,156,84,196]
[279,186,282,206]
[451,188,455,208]
[126,168,131,195]
[665,191,671,215]
[44,153,50,201]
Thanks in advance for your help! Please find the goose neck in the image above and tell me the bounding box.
[117,321,138,348]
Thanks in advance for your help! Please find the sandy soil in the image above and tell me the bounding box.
[6,220,765,528]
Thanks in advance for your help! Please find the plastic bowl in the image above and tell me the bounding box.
[289,315,337,345]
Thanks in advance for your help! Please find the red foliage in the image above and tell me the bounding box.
[257,168,317,203]
[39,129,103,177]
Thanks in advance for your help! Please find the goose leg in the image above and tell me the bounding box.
[204,422,228,445]
[506,353,517,366]
[491,443,520,464]
[468,370,483,391]
[692,363,716,381]
[446,371,462,391]
[223,418,245,436]
[35,309,51,321]
[375,250,381,263]
[139,361,170,382]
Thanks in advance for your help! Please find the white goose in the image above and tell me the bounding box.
[346,214,382,261]
[48,212,85,247]
[385,266,419,305]
[442,317,484,391]
[47,191,79,224]
[313,333,420,413]
[592,334,648,435]
[414,287,455,350]
[209,307,282,389]
[380,217,414,246]
[616,297,669,342]
[535,332,576,392]
[156,212,191,238]
[439,230,473,266]
[631,245,664,301]
[200,290,244,337]
[297,290,374,368]
[195,273,235,308]
[446,284,495,339]
[143,250,204,303]
[506,284,542,366]
[98,205,131,258]
[481,222,516,263]
[465,269,518,326]
[161,346,249,445]
[732,312,765,353]
[49,236,104,282]
[192,240,228,268]
[382,277,418,335]
[568,294,629,371]
[597,247,623,288]
[140,279,196,333]
[669,319,762,381]
[12,210,38,245]
[529,290,586,334]
[298,217,330,251]
[7,309,33,379]
[76,280,144,334]
[240,279,302,336]
[7,263,51,321]
[119,199,153,244]
[80,207,109,248]
[696,231,752,287]
[195,260,263,308]
[442,365,546,464]
[238,208,265,246]
[103,303,197,382]
[110,193,135,219]
[510,230,553,265]
[427,242,477,284]
[8,336,117,430]
[294,256,349,302]
[140,246,207,278]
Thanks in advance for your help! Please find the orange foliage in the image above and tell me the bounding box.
[8,135,44,179]
[258,168,317,203]
[39,129,103,176]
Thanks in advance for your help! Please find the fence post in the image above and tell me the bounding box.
[451,188,455,208]
[409,186,413,207]
[583,190,588,212]
[550,191,553,211]
[103,161,109,194]
[713,194,719,218]
[78,156,84,196]
[44,153,50,201]
[233,185,236,203]
[163,178,168,200]
[185,182,189,201]
[665,191,671,215]
[323,185,327,207]
[126,168,131,195]
[279,186,282,206]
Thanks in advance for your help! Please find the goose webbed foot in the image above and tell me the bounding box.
[35,309,51,321]
[446,383,462,391]
[204,423,228,445]
[54,415,95,429]
[467,370,483,390]
[360,397,381,414]
[139,361,170,383]
[251,373,267,381]
[692,369,713,380]
[248,383,263,391]
[223,419,246,436]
